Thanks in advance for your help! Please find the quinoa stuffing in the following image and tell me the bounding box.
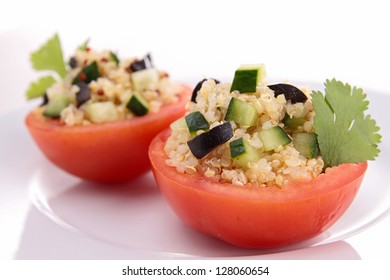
[164,65,325,187]
[26,34,183,126]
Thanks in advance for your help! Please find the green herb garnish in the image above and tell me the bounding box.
[312,79,381,168]
[26,33,67,99]
[25,76,56,100]
[30,33,67,79]
[109,51,120,65]
[78,38,90,51]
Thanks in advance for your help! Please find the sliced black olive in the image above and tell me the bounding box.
[129,53,153,72]
[191,79,207,103]
[72,61,100,84]
[40,92,49,107]
[187,122,233,159]
[191,78,220,103]
[76,82,91,107]
[268,83,307,104]
[69,56,78,69]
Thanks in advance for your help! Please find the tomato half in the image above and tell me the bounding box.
[149,129,368,248]
[25,86,191,183]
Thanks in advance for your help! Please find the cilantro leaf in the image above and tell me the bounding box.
[312,79,381,168]
[78,38,90,51]
[109,51,120,64]
[25,76,57,100]
[30,33,67,78]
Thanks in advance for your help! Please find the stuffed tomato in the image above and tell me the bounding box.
[149,64,380,248]
[150,130,367,248]
[25,34,190,183]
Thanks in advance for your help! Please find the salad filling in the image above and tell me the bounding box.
[164,64,381,187]
[26,34,183,126]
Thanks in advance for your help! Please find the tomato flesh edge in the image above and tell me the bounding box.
[25,85,191,183]
[149,129,367,248]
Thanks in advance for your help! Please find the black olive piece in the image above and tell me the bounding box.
[69,56,78,69]
[145,53,152,65]
[187,122,233,159]
[76,82,91,107]
[191,78,220,103]
[268,83,308,104]
[129,53,153,72]
[40,92,49,106]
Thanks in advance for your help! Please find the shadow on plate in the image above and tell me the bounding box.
[14,204,361,260]
[23,166,361,259]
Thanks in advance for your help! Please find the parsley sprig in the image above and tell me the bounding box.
[26,33,66,100]
[312,79,381,168]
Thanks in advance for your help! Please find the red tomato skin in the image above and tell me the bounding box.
[25,86,191,183]
[149,129,368,248]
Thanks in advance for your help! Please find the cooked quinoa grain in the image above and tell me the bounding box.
[39,46,183,126]
[165,79,324,187]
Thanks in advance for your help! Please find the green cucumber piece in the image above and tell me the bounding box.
[185,111,209,134]
[43,94,70,118]
[78,38,90,51]
[292,132,319,158]
[131,68,159,91]
[127,92,149,116]
[86,101,118,123]
[225,97,258,127]
[72,61,100,84]
[230,64,266,93]
[283,115,305,129]
[230,137,262,167]
[259,126,292,152]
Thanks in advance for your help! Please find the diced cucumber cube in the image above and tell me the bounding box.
[283,115,306,129]
[230,137,262,168]
[127,92,149,116]
[259,126,292,152]
[225,97,258,127]
[231,64,266,93]
[131,68,159,91]
[185,111,209,134]
[43,94,70,118]
[86,101,118,123]
[292,132,319,158]
[72,61,100,84]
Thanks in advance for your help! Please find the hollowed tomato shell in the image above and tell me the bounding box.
[25,86,191,183]
[149,129,367,248]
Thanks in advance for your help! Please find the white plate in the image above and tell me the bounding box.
[1,86,389,260]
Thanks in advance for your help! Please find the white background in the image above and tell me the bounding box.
[1,0,390,112]
[1,0,389,277]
